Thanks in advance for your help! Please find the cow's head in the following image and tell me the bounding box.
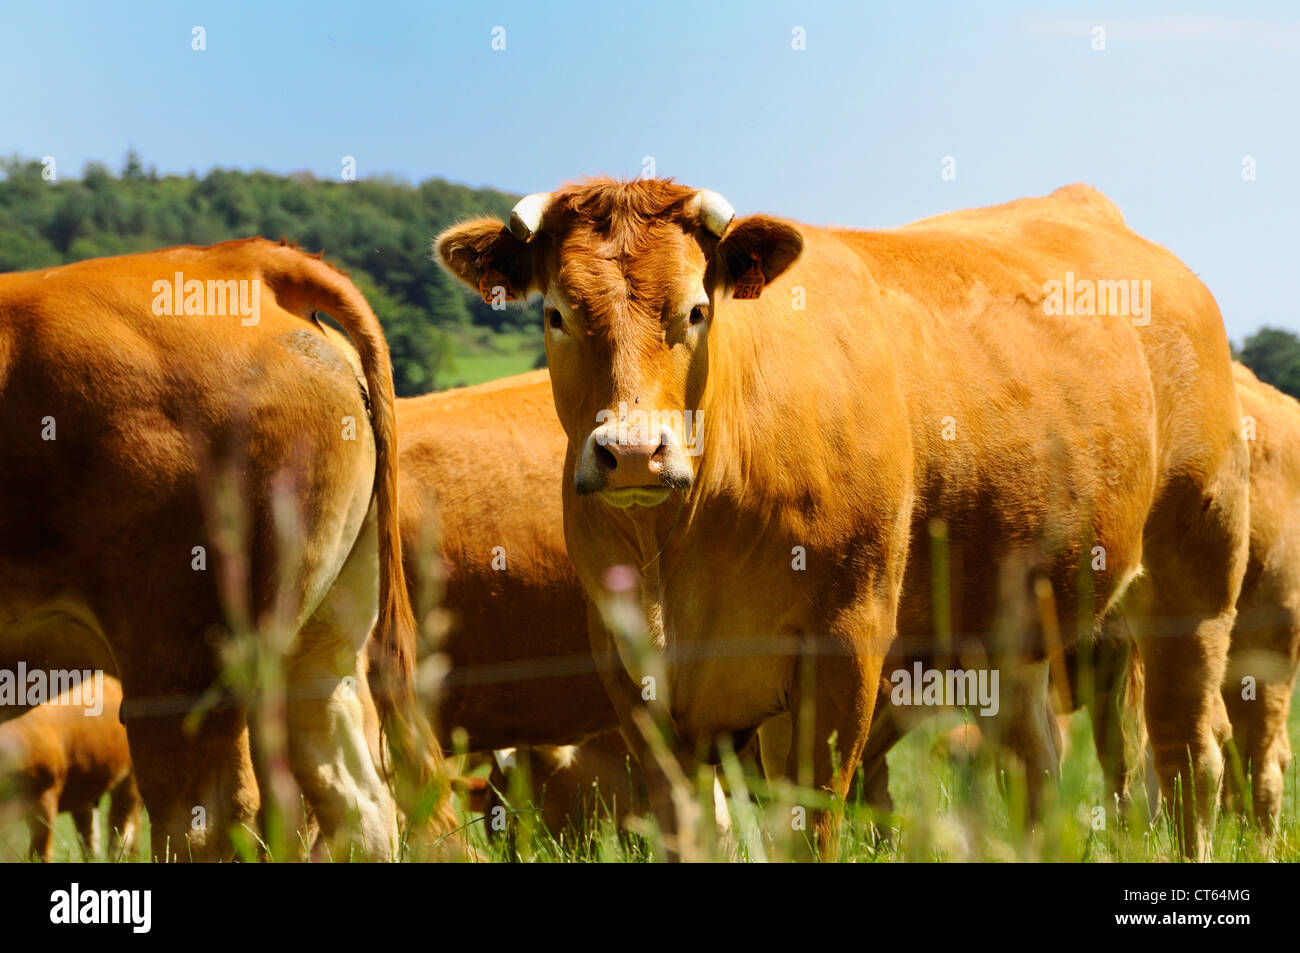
[436,179,802,509]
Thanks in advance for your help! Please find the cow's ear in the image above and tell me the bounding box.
[708,215,803,301]
[434,218,533,302]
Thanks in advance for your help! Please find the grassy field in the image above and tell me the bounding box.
[441,330,544,389]
[452,700,1300,863]
[7,695,1295,863]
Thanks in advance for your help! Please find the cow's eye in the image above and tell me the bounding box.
[688,305,707,326]
[546,308,565,331]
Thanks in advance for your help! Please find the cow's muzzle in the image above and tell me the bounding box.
[575,420,694,506]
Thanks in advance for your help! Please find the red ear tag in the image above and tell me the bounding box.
[732,254,765,300]
[478,266,516,304]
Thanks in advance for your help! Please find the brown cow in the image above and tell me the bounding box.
[397,372,760,845]
[437,180,1248,858]
[0,676,140,860]
[1223,362,1300,831]
[395,370,616,753]
[0,239,436,860]
[1011,363,1298,835]
[853,362,1300,838]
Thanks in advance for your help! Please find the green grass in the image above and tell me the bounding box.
[0,798,151,863]
[442,329,543,389]
[6,696,1297,862]
[456,698,1300,863]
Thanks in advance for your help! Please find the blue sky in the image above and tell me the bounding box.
[1,0,1296,341]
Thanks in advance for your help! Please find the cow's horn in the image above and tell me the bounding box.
[694,189,735,237]
[509,192,553,241]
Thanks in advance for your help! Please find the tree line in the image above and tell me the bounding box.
[0,151,541,395]
[3,152,1297,399]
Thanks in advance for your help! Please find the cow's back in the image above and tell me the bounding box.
[896,184,1241,510]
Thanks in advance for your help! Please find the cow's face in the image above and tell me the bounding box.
[436,180,802,509]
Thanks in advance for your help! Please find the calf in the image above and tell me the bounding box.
[0,676,140,861]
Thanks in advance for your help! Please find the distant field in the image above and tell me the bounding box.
[443,330,544,389]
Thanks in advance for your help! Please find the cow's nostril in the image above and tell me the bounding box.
[595,444,617,473]
[649,438,670,471]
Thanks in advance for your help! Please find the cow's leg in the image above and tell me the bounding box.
[977,658,1060,822]
[793,657,877,860]
[284,515,398,862]
[756,713,792,782]
[789,600,892,861]
[760,706,901,817]
[247,707,318,858]
[27,789,58,862]
[626,736,700,861]
[1080,624,1138,813]
[857,697,904,816]
[763,701,897,840]
[107,773,143,858]
[1076,623,1163,821]
[288,647,395,861]
[124,701,260,861]
[583,606,703,860]
[1131,469,1247,858]
[1222,607,1298,835]
[1134,612,1233,859]
[72,803,101,859]
[1237,682,1292,834]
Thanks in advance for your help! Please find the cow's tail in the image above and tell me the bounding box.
[254,240,452,838]
[1121,640,1158,818]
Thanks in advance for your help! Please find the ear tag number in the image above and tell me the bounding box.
[478,266,516,303]
[733,254,765,300]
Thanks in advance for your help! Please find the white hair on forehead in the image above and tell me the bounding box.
[511,188,735,240]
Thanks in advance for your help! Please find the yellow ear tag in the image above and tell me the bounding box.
[733,254,765,300]
[478,266,516,303]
